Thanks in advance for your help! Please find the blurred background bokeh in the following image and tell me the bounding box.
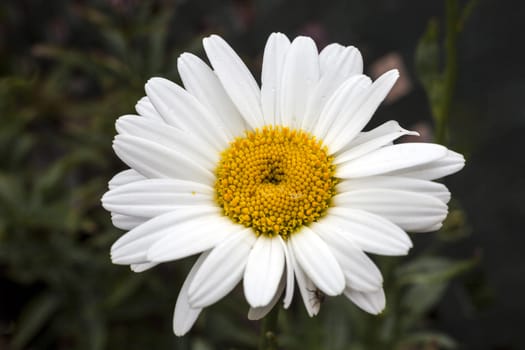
[1,0,524,349]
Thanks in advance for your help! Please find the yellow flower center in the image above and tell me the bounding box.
[215,126,337,239]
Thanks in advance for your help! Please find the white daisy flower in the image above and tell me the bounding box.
[102,32,464,336]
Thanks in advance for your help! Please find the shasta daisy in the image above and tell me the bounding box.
[101,32,465,335]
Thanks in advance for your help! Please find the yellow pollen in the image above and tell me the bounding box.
[215,126,337,239]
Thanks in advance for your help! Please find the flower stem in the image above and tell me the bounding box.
[258,307,280,350]
[436,0,459,144]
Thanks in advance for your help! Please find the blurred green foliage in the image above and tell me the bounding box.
[0,1,477,349]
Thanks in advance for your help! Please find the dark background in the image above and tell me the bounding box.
[1,0,524,349]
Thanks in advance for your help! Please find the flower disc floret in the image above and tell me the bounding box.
[215,126,337,239]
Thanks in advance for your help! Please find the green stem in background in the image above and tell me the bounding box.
[436,0,459,145]
[258,306,280,350]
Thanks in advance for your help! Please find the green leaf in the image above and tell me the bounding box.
[32,45,129,79]
[397,331,458,349]
[104,274,145,308]
[11,292,60,350]
[415,18,446,123]
[401,281,448,321]
[397,256,477,285]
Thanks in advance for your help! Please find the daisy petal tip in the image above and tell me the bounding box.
[295,35,314,43]
[246,309,258,321]
[177,52,197,67]
[367,301,385,315]
[145,77,162,86]
[130,262,157,273]
[244,276,281,308]
[388,68,400,78]
[202,34,223,47]
[178,52,190,60]
[173,328,187,337]
[457,153,466,167]
[243,287,271,309]
[172,305,201,336]
[345,288,386,315]
[310,308,320,317]
[244,295,263,309]
[176,57,186,70]
[173,314,198,337]
[110,255,128,266]
[266,32,291,49]
[100,191,109,204]
[375,69,400,86]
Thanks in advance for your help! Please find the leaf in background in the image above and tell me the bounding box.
[397,256,478,286]
[146,8,174,76]
[11,292,60,350]
[104,274,146,308]
[415,18,446,125]
[397,331,458,350]
[401,282,448,323]
[32,45,130,81]
[78,6,128,59]
[0,174,25,220]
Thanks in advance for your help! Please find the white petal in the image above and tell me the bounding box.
[178,53,246,138]
[135,96,164,122]
[313,75,371,140]
[248,277,285,321]
[318,208,412,255]
[319,43,344,75]
[147,215,238,263]
[288,245,320,317]
[111,213,147,230]
[333,189,448,232]
[130,261,158,272]
[173,252,209,336]
[243,236,285,308]
[102,178,214,218]
[108,169,145,190]
[110,206,219,264]
[313,222,383,292]
[113,134,214,185]
[188,228,255,308]
[145,77,229,150]
[420,222,443,232]
[344,288,385,315]
[116,115,218,170]
[347,120,410,147]
[289,227,345,296]
[279,36,319,128]
[337,175,451,203]
[323,70,399,153]
[387,150,465,180]
[334,121,419,164]
[303,45,363,132]
[261,32,291,125]
[279,237,295,309]
[337,143,448,179]
[203,35,264,129]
